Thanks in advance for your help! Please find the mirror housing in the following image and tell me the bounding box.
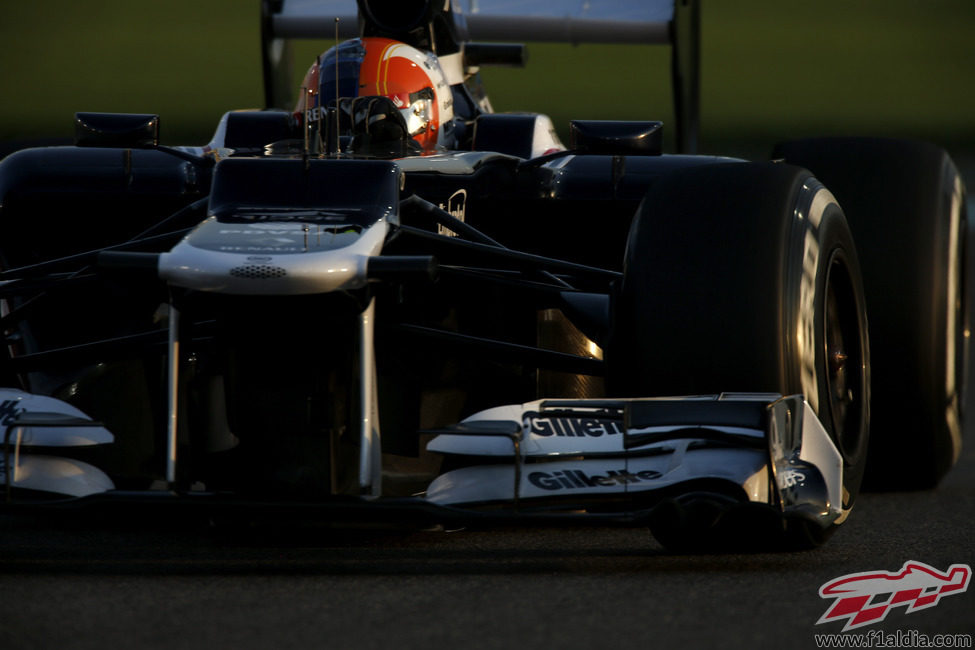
[75,112,160,148]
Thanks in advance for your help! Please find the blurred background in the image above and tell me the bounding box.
[1,0,973,164]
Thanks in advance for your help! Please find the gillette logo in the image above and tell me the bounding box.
[525,413,623,438]
[817,561,971,631]
[0,399,25,427]
[528,468,661,491]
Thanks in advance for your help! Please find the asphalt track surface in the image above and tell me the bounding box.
[1,212,974,650]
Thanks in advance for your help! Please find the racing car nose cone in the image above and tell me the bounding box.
[159,218,389,295]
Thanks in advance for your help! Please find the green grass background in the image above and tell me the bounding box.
[1,0,973,160]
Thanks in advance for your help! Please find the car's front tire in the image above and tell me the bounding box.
[773,138,968,490]
[608,161,870,549]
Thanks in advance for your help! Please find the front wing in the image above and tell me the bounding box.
[1,390,843,536]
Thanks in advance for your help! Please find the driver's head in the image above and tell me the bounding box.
[296,37,454,151]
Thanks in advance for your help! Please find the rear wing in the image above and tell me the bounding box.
[260,0,699,153]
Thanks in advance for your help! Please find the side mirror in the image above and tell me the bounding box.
[75,112,160,148]
[570,121,663,156]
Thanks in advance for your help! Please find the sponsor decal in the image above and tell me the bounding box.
[218,229,301,236]
[817,561,971,632]
[524,413,623,438]
[797,188,835,415]
[0,399,25,427]
[798,227,821,412]
[305,106,326,123]
[528,468,662,491]
[218,246,301,253]
[779,468,807,488]
[436,189,467,236]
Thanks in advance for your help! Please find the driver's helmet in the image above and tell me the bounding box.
[296,37,454,151]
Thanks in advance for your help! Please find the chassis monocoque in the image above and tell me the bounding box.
[0,0,967,551]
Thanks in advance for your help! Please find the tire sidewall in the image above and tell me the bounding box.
[772,137,967,488]
[610,162,870,514]
[786,182,870,509]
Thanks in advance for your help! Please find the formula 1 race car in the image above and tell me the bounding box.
[0,0,967,551]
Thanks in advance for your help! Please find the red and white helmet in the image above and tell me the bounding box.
[296,37,454,151]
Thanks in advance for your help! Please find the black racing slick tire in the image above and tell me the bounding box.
[608,161,870,548]
[773,138,968,490]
